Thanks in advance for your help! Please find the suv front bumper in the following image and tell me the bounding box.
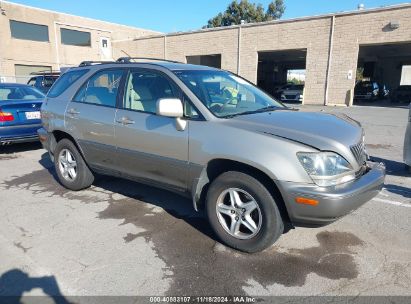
[278,161,385,226]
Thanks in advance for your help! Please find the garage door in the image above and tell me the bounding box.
[15,64,52,84]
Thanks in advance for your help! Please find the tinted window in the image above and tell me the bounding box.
[61,28,91,47]
[289,85,304,90]
[10,20,49,42]
[48,69,88,98]
[74,70,123,107]
[0,86,45,101]
[43,76,59,88]
[27,78,36,86]
[124,70,178,114]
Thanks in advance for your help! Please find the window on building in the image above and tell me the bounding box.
[10,20,49,42]
[61,28,91,47]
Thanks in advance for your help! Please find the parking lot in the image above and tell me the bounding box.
[0,104,410,302]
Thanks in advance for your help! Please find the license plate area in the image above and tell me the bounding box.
[25,111,41,120]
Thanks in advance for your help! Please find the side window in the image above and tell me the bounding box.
[123,70,178,114]
[183,94,200,120]
[27,78,36,86]
[74,69,123,107]
[48,69,88,98]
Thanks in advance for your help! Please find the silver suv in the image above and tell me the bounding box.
[38,58,385,253]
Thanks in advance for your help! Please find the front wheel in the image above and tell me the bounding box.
[54,139,94,191]
[206,171,284,253]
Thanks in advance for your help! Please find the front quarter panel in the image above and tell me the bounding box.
[188,120,316,184]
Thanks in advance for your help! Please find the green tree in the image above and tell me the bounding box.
[205,0,285,28]
[266,0,286,21]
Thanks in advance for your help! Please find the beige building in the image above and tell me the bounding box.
[0,0,159,82]
[114,3,411,106]
[1,1,411,106]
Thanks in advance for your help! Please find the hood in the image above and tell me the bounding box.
[224,110,363,155]
[282,89,303,94]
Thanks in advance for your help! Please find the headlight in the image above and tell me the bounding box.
[297,152,355,187]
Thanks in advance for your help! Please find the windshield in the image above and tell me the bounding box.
[0,85,45,101]
[174,70,285,118]
[43,76,59,87]
[288,85,304,90]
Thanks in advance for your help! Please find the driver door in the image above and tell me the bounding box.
[114,68,189,191]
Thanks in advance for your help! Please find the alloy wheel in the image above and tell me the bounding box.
[215,188,262,239]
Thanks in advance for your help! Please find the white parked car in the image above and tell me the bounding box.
[281,84,304,103]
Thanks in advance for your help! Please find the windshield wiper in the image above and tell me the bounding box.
[222,105,283,118]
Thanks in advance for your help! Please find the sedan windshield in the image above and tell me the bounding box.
[0,86,45,101]
[174,70,285,118]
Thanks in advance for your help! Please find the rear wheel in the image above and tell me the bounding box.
[54,139,94,190]
[206,171,284,253]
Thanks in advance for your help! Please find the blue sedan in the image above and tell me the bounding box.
[0,83,45,145]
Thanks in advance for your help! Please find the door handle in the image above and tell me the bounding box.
[116,116,135,125]
[67,108,80,115]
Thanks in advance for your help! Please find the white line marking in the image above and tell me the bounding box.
[373,197,411,208]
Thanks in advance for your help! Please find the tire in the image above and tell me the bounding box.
[54,139,94,191]
[206,171,284,253]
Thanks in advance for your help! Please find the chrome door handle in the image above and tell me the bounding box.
[67,108,80,115]
[116,117,135,125]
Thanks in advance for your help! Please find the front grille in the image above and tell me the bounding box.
[350,139,367,165]
[285,94,297,99]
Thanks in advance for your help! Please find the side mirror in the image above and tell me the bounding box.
[156,98,187,131]
[156,98,184,118]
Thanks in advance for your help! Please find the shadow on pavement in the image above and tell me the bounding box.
[353,99,409,109]
[384,184,411,199]
[37,152,216,242]
[0,142,42,155]
[370,156,410,177]
[0,269,72,304]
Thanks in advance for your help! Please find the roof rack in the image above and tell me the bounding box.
[116,57,184,64]
[30,70,61,76]
[78,61,116,67]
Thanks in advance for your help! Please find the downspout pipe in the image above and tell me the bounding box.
[237,25,242,75]
[324,15,335,106]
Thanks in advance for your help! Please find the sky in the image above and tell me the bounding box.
[4,0,408,33]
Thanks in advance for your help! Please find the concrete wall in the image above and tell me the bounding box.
[0,0,159,81]
[119,4,411,106]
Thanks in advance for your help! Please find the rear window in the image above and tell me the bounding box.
[0,86,45,100]
[43,76,59,88]
[48,69,88,98]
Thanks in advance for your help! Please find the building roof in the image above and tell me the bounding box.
[0,0,162,34]
[133,2,411,40]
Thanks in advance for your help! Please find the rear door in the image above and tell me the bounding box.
[65,68,125,172]
[114,68,189,191]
